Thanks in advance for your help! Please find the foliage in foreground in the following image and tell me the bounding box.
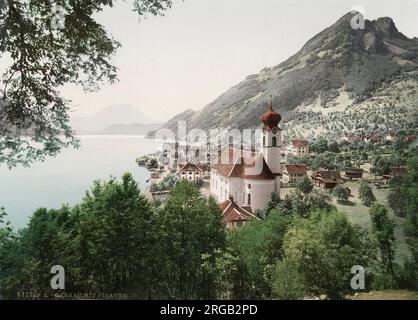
[0,0,174,167]
[1,167,417,299]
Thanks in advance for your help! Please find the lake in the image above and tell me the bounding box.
[0,135,162,229]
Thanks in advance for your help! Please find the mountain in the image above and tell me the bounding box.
[72,103,156,134]
[148,13,418,140]
[97,123,162,135]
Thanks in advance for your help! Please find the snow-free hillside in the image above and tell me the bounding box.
[149,12,418,139]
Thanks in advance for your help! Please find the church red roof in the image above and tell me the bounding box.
[211,148,277,180]
[260,105,281,130]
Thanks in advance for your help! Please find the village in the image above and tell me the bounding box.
[137,105,415,238]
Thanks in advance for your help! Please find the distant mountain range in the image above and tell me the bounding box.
[71,103,162,135]
[147,12,418,140]
[97,123,162,135]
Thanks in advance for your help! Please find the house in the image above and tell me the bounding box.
[150,171,160,179]
[340,134,357,143]
[366,135,385,143]
[403,135,417,144]
[281,164,308,185]
[344,167,363,180]
[287,140,309,157]
[311,169,344,190]
[177,160,210,182]
[210,104,282,211]
[385,131,395,141]
[220,196,259,230]
[383,167,408,183]
[340,130,366,143]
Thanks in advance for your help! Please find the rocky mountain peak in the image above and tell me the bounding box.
[149,13,418,140]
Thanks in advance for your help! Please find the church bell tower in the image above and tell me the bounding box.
[260,103,282,193]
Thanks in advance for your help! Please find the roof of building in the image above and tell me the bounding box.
[220,197,258,224]
[388,167,408,177]
[345,167,364,173]
[367,135,384,141]
[178,160,209,172]
[284,164,308,175]
[211,148,277,180]
[260,105,281,130]
[404,135,417,143]
[291,140,309,148]
[312,169,343,184]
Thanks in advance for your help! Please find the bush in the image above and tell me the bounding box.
[359,181,376,207]
[332,185,349,202]
[194,178,204,188]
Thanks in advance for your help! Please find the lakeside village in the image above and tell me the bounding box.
[136,105,416,230]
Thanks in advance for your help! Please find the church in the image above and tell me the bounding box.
[210,104,282,214]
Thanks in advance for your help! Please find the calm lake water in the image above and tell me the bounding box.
[0,135,162,229]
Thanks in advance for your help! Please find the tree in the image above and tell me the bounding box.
[332,185,349,203]
[310,151,338,170]
[0,208,24,296]
[392,131,409,166]
[310,138,328,154]
[72,173,159,297]
[359,181,376,207]
[158,181,225,299]
[387,176,406,217]
[263,192,281,217]
[389,156,418,263]
[369,203,396,276]
[297,175,313,197]
[146,158,159,169]
[305,189,334,214]
[201,248,239,300]
[0,173,164,298]
[370,155,396,179]
[227,211,292,299]
[277,188,333,217]
[0,0,174,167]
[271,257,306,300]
[328,141,340,153]
[282,210,370,299]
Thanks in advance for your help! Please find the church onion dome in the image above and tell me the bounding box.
[260,105,281,129]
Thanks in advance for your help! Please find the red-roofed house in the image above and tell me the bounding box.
[287,140,309,157]
[282,164,308,185]
[220,196,260,230]
[177,160,210,182]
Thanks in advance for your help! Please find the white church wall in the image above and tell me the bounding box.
[243,179,275,211]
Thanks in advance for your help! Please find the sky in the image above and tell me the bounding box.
[22,0,418,121]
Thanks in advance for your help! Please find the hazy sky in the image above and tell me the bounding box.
[50,0,418,121]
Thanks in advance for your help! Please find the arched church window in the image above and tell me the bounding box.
[272,136,277,147]
[263,136,266,146]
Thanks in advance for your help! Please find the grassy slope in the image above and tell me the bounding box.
[351,290,418,300]
[333,178,410,261]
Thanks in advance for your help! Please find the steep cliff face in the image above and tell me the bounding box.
[149,13,418,139]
